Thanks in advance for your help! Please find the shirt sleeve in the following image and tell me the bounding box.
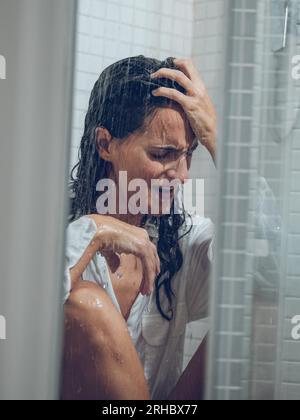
[184,216,214,324]
[63,215,98,304]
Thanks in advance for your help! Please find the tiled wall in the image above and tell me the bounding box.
[71,0,194,170]
[241,0,300,400]
[268,0,300,400]
[207,0,300,400]
[190,0,225,223]
[183,0,226,370]
[207,0,259,400]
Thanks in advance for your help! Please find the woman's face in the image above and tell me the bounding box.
[97,104,197,216]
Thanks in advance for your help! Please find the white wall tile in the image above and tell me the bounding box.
[107,2,121,21]
[120,5,134,24]
[79,0,91,15]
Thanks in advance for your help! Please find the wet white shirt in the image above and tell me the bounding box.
[63,214,214,400]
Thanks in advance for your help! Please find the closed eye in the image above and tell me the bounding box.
[149,141,198,162]
[150,152,171,161]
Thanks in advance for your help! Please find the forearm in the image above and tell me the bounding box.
[208,144,216,167]
[69,233,102,286]
[167,336,207,400]
[204,136,216,167]
[69,215,110,286]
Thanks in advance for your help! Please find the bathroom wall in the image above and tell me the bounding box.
[258,0,300,400]
[241,0,300,400]
[205,0,259,399]
[207,0,300,400]
[183,0,226,370]
[71,0,194,170]
[189,0,225,222]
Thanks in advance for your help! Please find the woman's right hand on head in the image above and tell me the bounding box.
[88,215,161,296]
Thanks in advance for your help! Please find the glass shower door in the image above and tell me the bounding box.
[207,0,300,400]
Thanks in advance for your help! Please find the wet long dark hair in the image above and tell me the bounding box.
[69,55,192,321]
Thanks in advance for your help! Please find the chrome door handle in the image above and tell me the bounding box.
[272,0,290,52]
[282,1,289,49]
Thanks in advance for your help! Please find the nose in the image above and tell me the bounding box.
[165,156,190,185]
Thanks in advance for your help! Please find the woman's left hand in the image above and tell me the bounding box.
[150,58,217,164]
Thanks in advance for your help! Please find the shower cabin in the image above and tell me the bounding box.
[207,0,300,400]
[0,0,299,400]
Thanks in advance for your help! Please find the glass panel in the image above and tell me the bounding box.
[208,0,300,401]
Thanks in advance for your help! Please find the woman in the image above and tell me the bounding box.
[62,55,217,400]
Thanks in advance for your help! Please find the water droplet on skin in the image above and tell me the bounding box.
[95,298,103,308]
[113,352,125,365]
